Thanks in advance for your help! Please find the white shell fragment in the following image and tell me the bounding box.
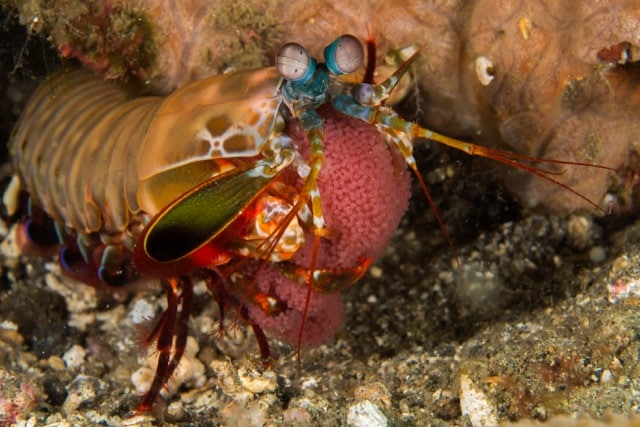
[63,344,87,370]
[475,56,495,86]
[347,400,388,427]
[459,373,498,427]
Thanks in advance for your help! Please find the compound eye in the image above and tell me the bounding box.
[324,34,364,75]
[276,42,316,83]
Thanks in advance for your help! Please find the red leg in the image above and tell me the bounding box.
[206,269,273,365]
[165,277,193,380]
[142,308,167,348]
[204,271,228,339]
[240,305,272,364]
[137,278,179,412]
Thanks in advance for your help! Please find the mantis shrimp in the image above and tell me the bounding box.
[5,34,611,412]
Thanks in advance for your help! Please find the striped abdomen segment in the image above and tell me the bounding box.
[10,70,163,235]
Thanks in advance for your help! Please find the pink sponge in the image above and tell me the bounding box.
[235,106,412,347]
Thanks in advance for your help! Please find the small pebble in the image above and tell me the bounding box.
[128,298,157,325]
[63,345,87,370]
[167,400,187,421]
[347,400,387,427]
[48,355,66,371]
[589,246,606,263]
[459,373,498,427]
[63,376,101,414]
[369,266,383,278]
[238,367,276,394]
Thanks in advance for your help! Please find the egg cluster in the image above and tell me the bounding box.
[235,107,412,346]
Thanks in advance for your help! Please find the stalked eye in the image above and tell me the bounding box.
[324,34,364,75]
[276,42,316,83]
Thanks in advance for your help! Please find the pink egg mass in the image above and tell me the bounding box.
[232,107,412,347]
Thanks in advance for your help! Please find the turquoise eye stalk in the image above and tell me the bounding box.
[324,34,364,75]
[276,42,316,83]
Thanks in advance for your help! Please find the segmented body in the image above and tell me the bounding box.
[11,67,284,237]
[7,34,610,413]
[10,66,307,285]
[12,71,160,236]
